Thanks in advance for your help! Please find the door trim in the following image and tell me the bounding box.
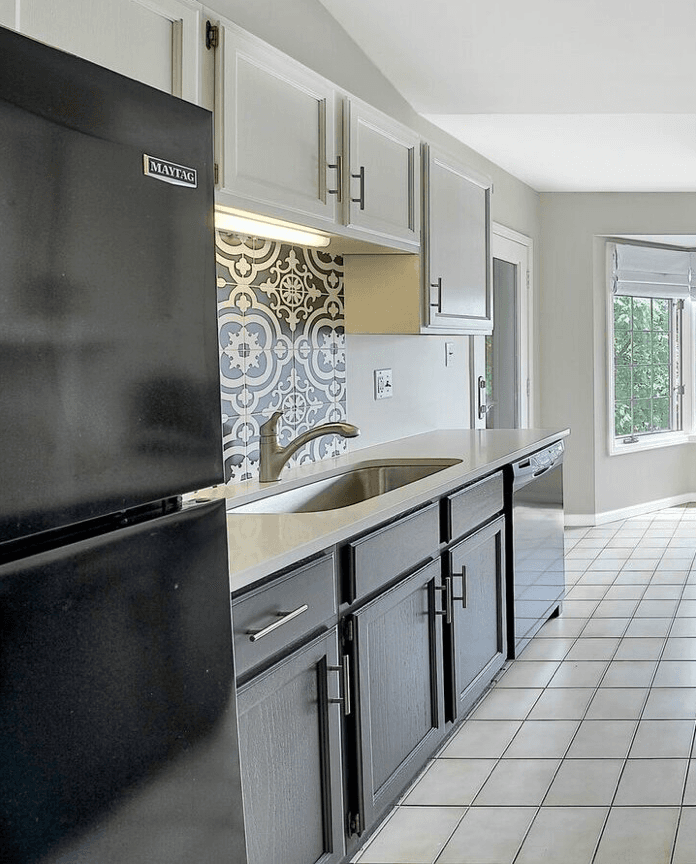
[471,224,534,429]
[492,222,534,427]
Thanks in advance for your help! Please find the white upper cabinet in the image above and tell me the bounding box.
[16,0,201,102]
[0,0,14,29]
[215,22,340,228]
[344,146,492,336]
[423,144,492,333]
[207,16,420,252]
[344,99,420,249]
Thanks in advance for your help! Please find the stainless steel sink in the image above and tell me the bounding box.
[227,459,462,514]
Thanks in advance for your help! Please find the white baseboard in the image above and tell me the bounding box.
[565,494,696,527]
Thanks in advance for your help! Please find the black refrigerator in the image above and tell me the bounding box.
[0,26,248,864]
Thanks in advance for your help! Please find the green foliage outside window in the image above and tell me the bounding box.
[613,296,672,438]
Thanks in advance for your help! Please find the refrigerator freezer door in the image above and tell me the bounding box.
[0,500,247,864]
[0,27,222,541]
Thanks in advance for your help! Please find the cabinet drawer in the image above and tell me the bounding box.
[343,503,439,603]
[445,472,503,542]
[232,554,336,678]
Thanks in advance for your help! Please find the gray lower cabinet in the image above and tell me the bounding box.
[234,483,510,864]
[236,627,345,864]
[444,516,507,722]
[343,558,444,840]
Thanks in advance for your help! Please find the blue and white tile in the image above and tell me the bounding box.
[216,237,346,484]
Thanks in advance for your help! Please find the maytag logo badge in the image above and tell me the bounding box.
[143,154,197,188]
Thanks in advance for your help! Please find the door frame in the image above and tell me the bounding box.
[470,223,534,428]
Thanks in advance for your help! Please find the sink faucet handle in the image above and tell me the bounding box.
[260,411,284,439]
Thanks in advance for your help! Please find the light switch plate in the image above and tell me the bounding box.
[374,368,393,400]
[445,342,455,366]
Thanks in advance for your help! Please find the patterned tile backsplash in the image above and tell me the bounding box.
[216,233,347,483]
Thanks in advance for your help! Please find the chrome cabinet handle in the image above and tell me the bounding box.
[247,604,309,642]
[351,166,365,210]
[327,655,351,716]
[328,155,342,202]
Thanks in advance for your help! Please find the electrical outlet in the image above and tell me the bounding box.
[374,368,393,400]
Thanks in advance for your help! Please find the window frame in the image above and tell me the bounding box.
[606,242,692,456]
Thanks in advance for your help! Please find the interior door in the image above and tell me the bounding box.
[471,226,532,429]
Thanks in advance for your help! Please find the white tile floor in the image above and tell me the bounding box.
[351,505,696,864]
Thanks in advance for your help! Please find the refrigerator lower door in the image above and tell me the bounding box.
[0,500,247,864]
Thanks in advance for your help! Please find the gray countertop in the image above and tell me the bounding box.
[189,428,569,593]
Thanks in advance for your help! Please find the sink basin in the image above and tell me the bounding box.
[228,459,462,514]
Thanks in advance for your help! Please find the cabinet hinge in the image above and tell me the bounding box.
[526,270,530,290]
[348,811,362,836]
[205,20,219,50]
[526,378,531,398]
[214,162,219,185]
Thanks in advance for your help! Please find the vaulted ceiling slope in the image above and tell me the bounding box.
[316,0,696,192]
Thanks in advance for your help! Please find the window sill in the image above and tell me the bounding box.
[609,431,690,456]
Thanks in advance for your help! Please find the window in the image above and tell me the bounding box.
[612,295,681,439]
[608,240,690,452]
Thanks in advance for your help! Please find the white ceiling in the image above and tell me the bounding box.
[316,0,696,192]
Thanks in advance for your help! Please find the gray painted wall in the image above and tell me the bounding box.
[540,193,696,518]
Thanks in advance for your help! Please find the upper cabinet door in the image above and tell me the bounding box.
[424,145,493,333]
[345,99,420,249]
[217,22,339,228]
[0,0,15,28]
[17,0,201,102]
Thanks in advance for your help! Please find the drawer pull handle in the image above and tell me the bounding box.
[247,604,309,642]
[327,655,352,716]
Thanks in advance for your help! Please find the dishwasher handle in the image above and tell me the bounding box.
[513,442,564,485]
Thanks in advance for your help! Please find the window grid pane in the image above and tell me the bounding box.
[613,296,677,438]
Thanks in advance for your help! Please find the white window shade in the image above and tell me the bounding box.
[611,242,696,299]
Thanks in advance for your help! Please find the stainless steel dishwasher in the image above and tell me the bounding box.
[507,440,565,658]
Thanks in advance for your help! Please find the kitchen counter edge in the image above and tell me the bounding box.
[187,428,570,594]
